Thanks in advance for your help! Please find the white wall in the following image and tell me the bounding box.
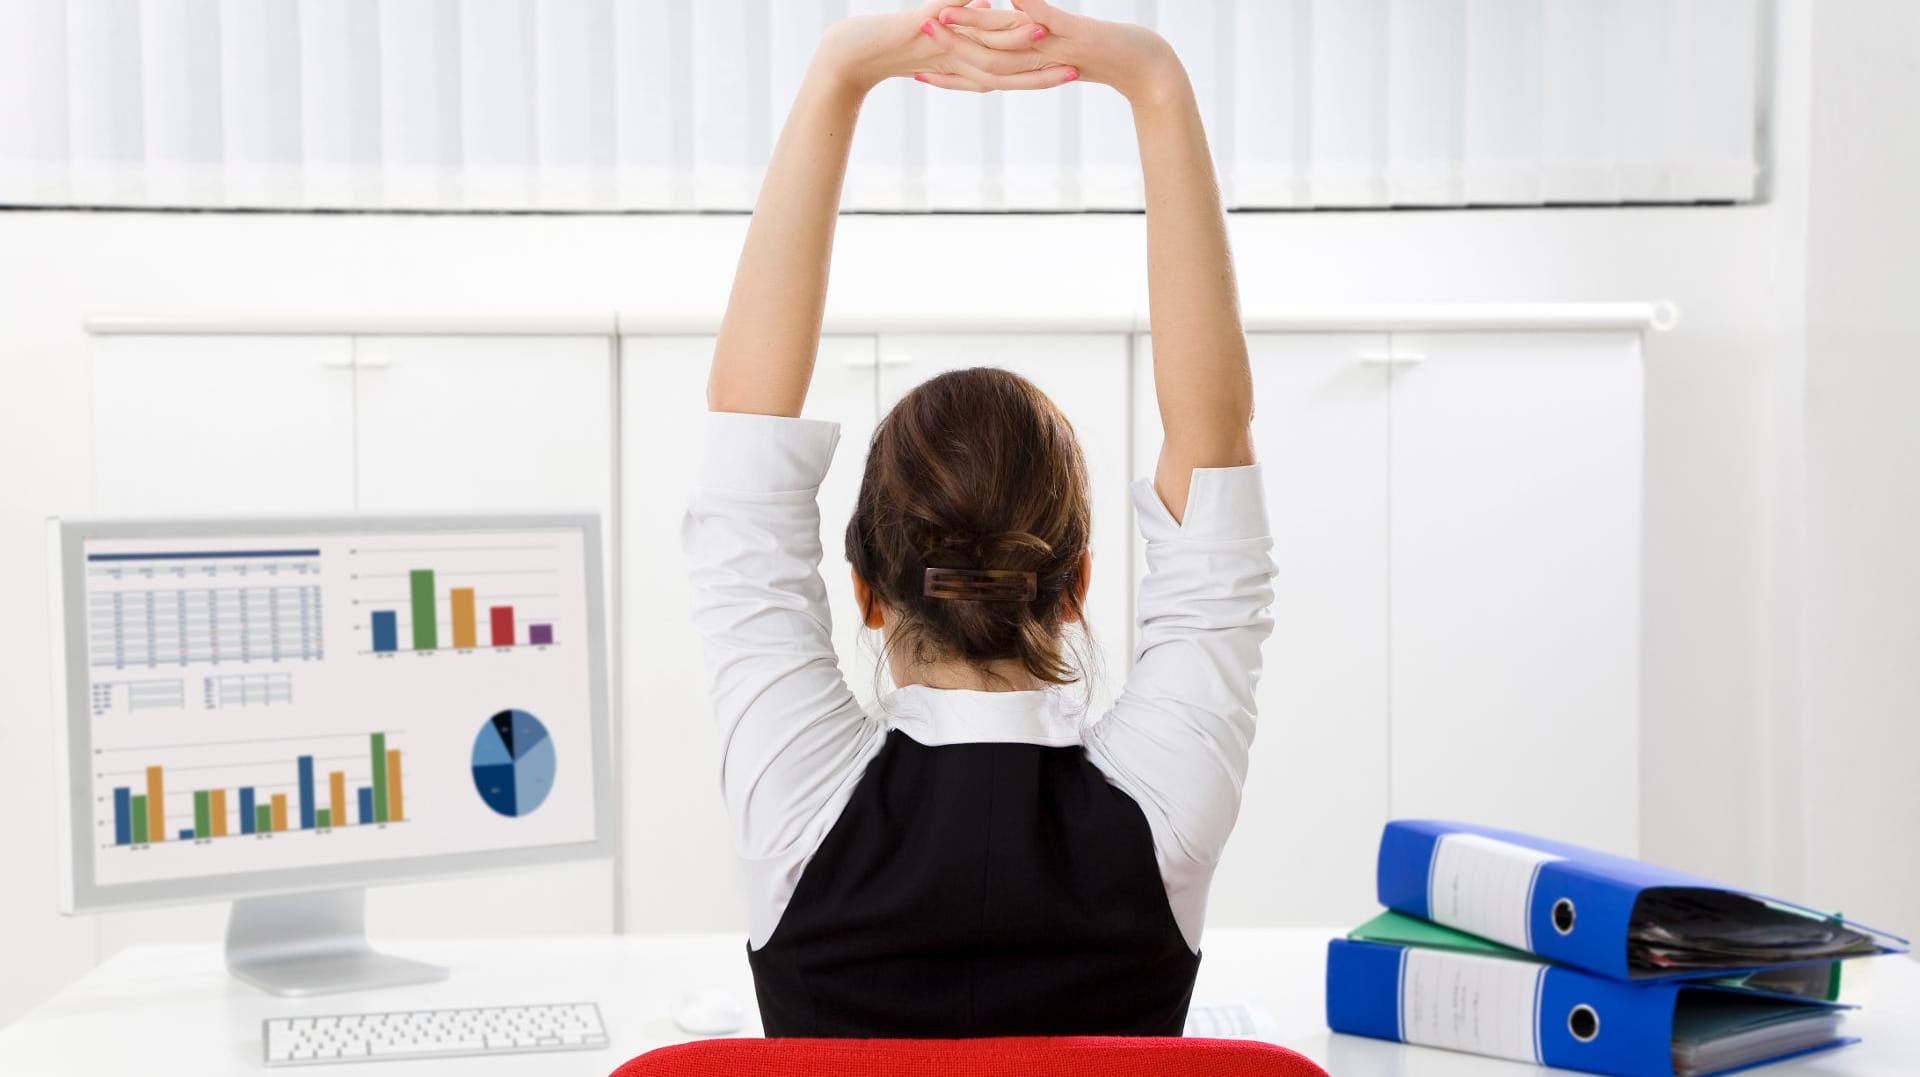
[0,199,1804,1025]
[1797,0,1920,935]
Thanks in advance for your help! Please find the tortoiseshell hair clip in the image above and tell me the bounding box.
[922,567,1039,602]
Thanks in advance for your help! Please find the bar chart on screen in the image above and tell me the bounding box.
[97,731,407,851]
[350,539,564,656]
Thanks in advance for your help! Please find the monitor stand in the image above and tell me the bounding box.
[226,888,448,997]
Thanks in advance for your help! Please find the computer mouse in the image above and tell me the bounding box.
[671,988,745,1036]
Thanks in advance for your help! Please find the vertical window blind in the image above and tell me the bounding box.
[0,0,1761,212]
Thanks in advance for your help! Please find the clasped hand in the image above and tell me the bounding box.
[820,0,1180,103]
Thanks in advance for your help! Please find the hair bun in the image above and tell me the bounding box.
[843,366,1093,687]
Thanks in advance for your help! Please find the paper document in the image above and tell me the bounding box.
[1185,1002,1281,1040]
[1631,889,1880,972]
[1670,993,1846,1077]
[1354,908,1848,1001]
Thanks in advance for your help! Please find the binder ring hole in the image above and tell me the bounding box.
[1552,897,1576,935]
[1568,1004,1600,1043]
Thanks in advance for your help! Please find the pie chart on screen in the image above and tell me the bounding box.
[472,709,556,817]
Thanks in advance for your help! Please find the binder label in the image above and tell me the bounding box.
[1400,948,1545,1064]
[1428,832,1563,951]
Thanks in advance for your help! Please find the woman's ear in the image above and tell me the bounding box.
[851,569,887,630]
[1061,549,1094,623]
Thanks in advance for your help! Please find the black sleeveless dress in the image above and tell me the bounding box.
[746,730,1202,1038]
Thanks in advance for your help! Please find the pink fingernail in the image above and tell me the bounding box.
[920,19,934,35]
[913,73,927,82]
[1030,26,1048,41]
[1063,69,1079,82]
[939,10,957,24]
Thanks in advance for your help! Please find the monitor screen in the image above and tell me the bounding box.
[54,517,609,909]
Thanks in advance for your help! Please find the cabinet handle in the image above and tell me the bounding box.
[319,356,393,370]
[320,356,353,370]
[355,355,393,370]
[842,354,916,370]
[1355,351,1427,365]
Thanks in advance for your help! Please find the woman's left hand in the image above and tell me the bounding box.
[912,3,1077,93]
[930,0,1180,103]
[816,0,1076,94]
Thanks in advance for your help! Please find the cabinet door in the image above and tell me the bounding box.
[353,336,614,514]
[352,335,619,937]
[92,335,356,513]
[1135,333,1393,926]
[814,340,888,700]
[91,335,358,958]
[619,335,879,932]
[878,335,1133,707]
[1388,331,1642,854]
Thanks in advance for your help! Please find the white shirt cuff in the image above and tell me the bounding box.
[1132,464,1270,543]
[702,411,842,492]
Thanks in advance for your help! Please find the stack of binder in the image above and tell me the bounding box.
[1325,821,1908,1077]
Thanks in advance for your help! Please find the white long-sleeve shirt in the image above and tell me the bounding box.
[684,410,1276,951]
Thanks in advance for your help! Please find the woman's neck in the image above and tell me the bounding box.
[893,657,1047,693]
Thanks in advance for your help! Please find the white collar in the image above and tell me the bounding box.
[881,684,1089,748]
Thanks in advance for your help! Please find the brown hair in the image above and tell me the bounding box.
[845,367,1092,687]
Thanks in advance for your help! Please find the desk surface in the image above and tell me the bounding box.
[1,928,1913,1076]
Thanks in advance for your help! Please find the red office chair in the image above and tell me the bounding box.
[611,1037,1328,1077]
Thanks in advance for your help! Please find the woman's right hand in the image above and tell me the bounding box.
[931,0,1185,104]
[815,0,1078,96]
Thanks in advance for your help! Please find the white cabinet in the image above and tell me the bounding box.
[619,336,735,933]
[1387,331,1642,854]
[348,335,619,942]
[88,319,1643,943]
[1134,334,1396,927]
[618,335,879,932]
[89,334,619,953]
[814,338,888,702]
[878,335,1136,704]
[1136,329,1642,928]
[87,335,357,955]
[92,336,356,513]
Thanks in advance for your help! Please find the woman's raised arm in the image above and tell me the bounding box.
[706,30,872,418]
[1130,65,1256,520]
[710,4,1078,418]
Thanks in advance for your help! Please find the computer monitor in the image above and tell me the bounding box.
[47,513,613,996]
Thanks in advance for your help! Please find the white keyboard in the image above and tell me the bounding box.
[263,1002,608,1067]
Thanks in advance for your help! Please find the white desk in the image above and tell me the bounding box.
[1,929,1913,1076]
